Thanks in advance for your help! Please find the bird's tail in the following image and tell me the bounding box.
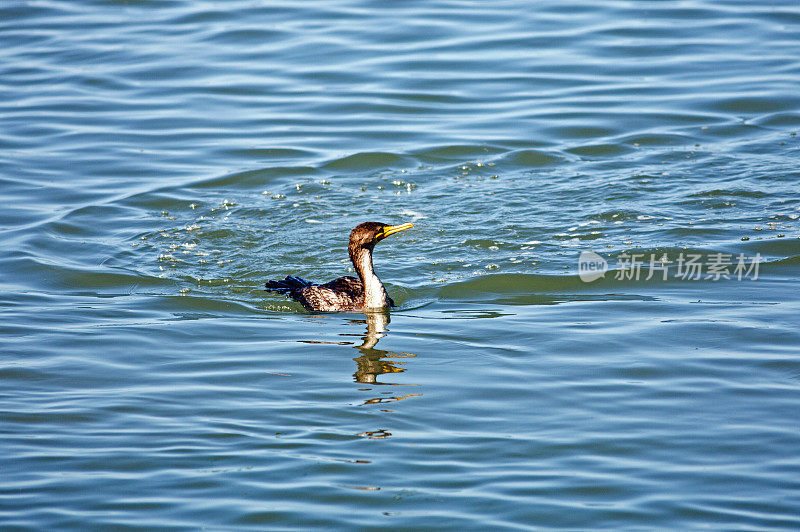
[264,275,313,294]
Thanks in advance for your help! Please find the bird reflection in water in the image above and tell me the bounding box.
[298,311,420,397]
[350,311,418,386]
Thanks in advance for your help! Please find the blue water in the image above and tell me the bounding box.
[2,1,800,529]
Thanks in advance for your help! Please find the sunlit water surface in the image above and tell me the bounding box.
[2,1,800,529]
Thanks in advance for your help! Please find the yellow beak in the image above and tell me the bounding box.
[378,222,413,240]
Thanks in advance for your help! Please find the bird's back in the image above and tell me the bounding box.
[297,276,363,311]
[265,274,394,311]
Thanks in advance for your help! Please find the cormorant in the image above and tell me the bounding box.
[265,221,413,311]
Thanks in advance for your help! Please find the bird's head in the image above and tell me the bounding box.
[349,221,413,251]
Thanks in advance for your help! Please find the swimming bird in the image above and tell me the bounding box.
[265,221,413,311]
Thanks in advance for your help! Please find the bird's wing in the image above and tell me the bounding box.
[319,276,363,297]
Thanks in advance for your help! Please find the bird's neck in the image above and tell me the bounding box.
[351,246,387,308]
